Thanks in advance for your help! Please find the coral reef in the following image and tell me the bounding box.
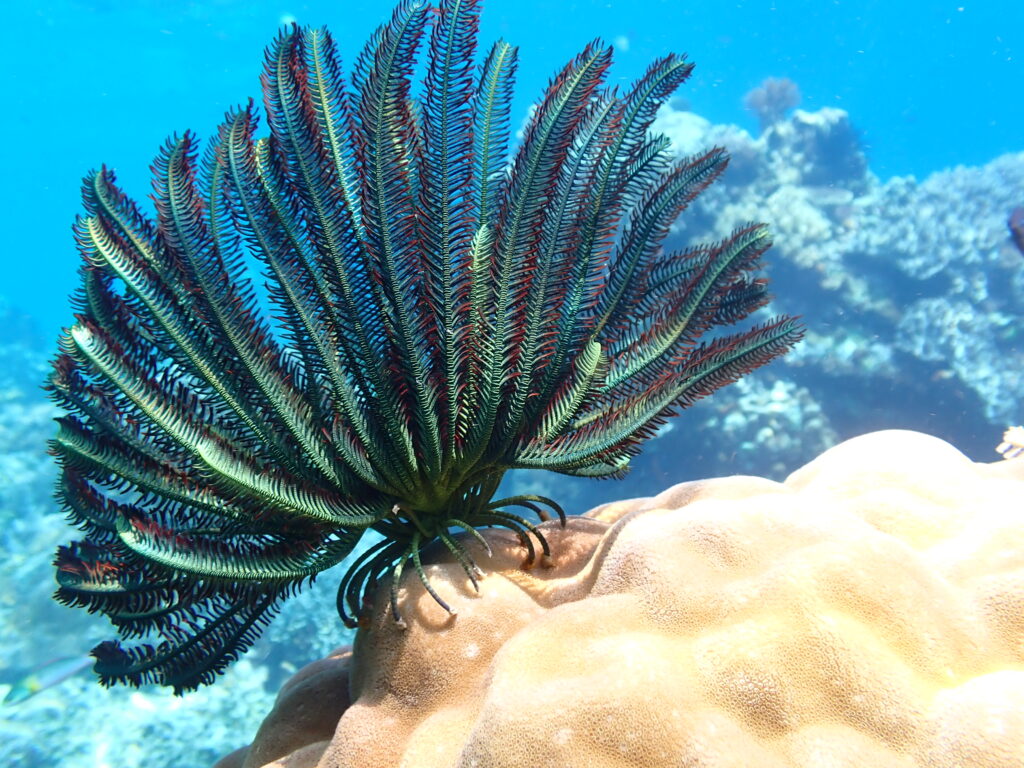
[221,430,1024,768]
[651,102,1024,440]
[1011,207,1024,256]
[7,54,1021,768]
[743,76,801,133]
[998,426,1024,459]
[0,300,77,675]
[0,305,288,767]
[1,657,274,767]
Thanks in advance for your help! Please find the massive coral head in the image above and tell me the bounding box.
[48,0,801,692]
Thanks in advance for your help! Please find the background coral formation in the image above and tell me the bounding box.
[743,76,801,132]
[225,430,1024,768]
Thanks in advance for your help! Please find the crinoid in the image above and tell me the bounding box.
[49,0,803,692]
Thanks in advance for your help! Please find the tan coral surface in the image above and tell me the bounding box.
[221,430,1024,768]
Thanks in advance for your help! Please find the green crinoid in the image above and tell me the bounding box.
[49,0,802,692]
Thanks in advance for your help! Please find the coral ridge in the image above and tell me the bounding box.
[219,430,1024,768]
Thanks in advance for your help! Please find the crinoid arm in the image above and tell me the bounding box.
[50,0,801,692]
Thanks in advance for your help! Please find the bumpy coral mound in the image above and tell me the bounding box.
[226,430,1024,768]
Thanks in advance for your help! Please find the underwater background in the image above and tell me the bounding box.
[1,0,1022,765]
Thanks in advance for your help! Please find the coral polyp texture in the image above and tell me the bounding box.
[218,430,1024,768]
[47,0,801,693]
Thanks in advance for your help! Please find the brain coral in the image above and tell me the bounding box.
[221,430,1024,768]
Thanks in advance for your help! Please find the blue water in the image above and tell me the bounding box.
[0,2,1022,766]
[4,0,1022,335]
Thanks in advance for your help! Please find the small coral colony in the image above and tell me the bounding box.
[47,0,801,692]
